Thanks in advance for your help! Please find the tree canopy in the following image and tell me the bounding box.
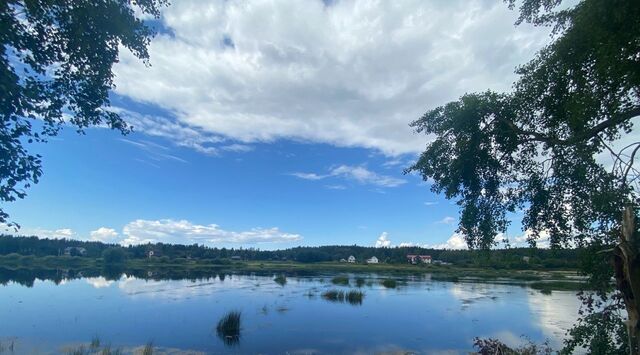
[408,0,639,250]
[0,0,168,226]
[408,0,639,352]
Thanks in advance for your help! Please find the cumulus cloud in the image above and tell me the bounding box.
[429,232,468,250]
[291,165,406,187]
[514,229,551,248]
[90,227,120,242]
[1,224,75,239]
[375,232,391,247]
[113,0,551,156]
[120,219,302,246]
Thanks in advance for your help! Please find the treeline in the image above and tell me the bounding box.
[0,234,581,269]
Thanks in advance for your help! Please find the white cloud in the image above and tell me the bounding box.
[113,0,552,156]
[1,224,75,239]
[120,219,302,246]
[429,232,468,250]
[437,216,456,225]
[375,232,391,247]
[423,201,438,206]
[398,242,415,247]
[514,229,551,248]
[90,227,119,242]
[291,165,406,187]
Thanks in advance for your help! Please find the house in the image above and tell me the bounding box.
[339,258,347,263]
[347,255,356,263]
[147,250,155,258]
[64,247,86,256]
[366,256,379,264]
[407,254,431,264]
[522,256,531,263]
[230,255,242,261]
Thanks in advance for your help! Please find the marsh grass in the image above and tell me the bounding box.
[216,311,241,346]
[322,289,364,305]
[345,290,364,305]
[331,275,349,286]
[141,342,153,355]
[355,277,365,287]
[274,274,287,286]
[65,343,123,355]
[381,279,397,288]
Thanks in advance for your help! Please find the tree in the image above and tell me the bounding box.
[102,247,126,264]
[407,0,639,352]
[0,0,168,227]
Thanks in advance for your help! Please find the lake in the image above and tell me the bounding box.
[0,270,580,354]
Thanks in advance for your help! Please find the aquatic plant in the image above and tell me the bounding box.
[321,289,364,305]
[274,274,287,286]
[142,342,154,355]
[355,277,365,287]
[216,311,242,346]
[345,290,364,305]
[331,275,349,286]
[322,289,345,301]
[381,279,397,288]
[90,336,100,350]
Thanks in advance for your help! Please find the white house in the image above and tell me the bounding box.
[347,255,356,263]
[366,256,379,264]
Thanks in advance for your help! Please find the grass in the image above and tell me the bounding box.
[322,289,345,301]
[331,275,350,285]
[381,279,397,288]
[141,342,153,355]
[274,274,287,286]
[321,289,365,305]
[345,290,365,305]
[216,310,241,346]
[355,277,365,287]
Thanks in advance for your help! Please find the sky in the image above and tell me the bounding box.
[3,0,559,249]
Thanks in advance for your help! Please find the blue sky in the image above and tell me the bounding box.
[3,0,556,249]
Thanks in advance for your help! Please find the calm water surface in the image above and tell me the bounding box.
[0,273,580,354]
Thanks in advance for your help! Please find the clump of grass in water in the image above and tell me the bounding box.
[355,277,365,287]
[274,274,287,286]
[322,289,345,301]
[142,342,153,355]
[345,290,364,305]
[216,311,241,346]
[331,275,349,286]
[381,279,397,288]
[322,289,365,305]
[90,336,100,351]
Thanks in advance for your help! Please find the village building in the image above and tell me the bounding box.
[347,255,356,263]
[406,254,432,264]
[63,246,87,256]
[366,256,379,264]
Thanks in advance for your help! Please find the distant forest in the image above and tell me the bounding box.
[0,234,584,269]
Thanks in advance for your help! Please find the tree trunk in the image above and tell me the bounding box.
[613,206,640,355]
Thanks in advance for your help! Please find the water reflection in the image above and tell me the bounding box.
[0,268,581,353]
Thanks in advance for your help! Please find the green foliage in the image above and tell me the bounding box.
[408,0,640,349]
[142,342,154,355]
[381,279,397,288]
[101,248,126,265]
[331,275,349,285]
[273,274,286,286]
[216,311,241,346]
[473,337,553,355]
[355,277,365,287]
[0,0,168,226]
